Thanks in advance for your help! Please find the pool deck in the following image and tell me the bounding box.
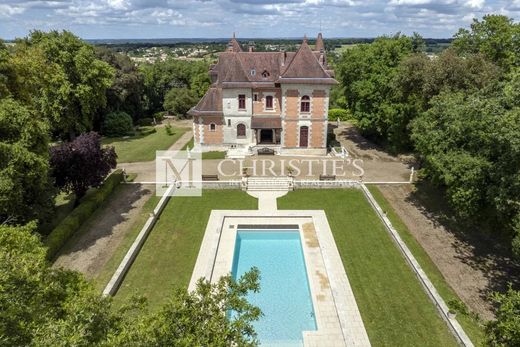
[189,210,371,347]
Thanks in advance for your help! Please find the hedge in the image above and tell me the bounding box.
[45,169,124,259]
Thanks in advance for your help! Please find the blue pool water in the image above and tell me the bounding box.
[231,230,317,346]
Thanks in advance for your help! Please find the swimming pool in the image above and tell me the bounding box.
[231,229,317,346]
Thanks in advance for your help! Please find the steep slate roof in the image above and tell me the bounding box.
[227,33,243,52]
[188,87,222,116]
[189,34,337,116]
[278,38,336,84]
[315,32,325,52]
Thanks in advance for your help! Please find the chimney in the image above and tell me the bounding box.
[281,48,287,66]
[248,41,255,52]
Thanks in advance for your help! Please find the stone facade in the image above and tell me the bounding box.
[188,34,337,154]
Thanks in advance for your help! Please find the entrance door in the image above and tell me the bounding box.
[260,129,273,144]
[299,126,308,147]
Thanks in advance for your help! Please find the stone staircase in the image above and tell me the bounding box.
[246,176,293,192]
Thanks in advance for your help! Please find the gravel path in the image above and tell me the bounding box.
[53,184,154,279]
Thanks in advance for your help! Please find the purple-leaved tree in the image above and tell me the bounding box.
[50,132,117,200]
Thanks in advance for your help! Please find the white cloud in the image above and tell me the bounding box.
[0,4,25,17]
[464,0,484,9]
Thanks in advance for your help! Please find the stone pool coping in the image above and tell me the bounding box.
[189,210,371,347]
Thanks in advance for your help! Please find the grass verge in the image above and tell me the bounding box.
[92,192,160,292]
[368,185,485,345]
[181,137,227,160]
[278,189,459,347]
[102,126,188,163]
[111,190,257,310]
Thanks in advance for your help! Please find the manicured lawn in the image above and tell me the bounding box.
[112,190,257,309]
[278,189,459,347]
[181,137,227,160]
[367,186,485,345]
[102,126,189,163]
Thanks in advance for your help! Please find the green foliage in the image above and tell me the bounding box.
[45,170,123,259]
[137,117,153,126]
[0,98,54,224]
[0,222,118,347]
[102,111,134,137]
[163,87,198,118]
[337,34,417,151]
[112,270,262,346]
[165,123,174,135]
[1,221,261,345]
[486,285,520,346]
[95,46,144,121]
[411,92,499,218]
[0,41,15,99]
[453,15,520,70]
[140,59,209,115]
[12,31,115,138]
[328,108,352,121]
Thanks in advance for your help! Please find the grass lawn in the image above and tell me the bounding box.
[278,189,459,347]
[367,186,485,345]
[181,137,227,160]
[111,190,257,309]
[102,126,189,163]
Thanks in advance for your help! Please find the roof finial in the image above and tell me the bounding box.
[303,34,308,44]
[233,32,236,39]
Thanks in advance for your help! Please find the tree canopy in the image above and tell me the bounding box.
[0,98,53,224]
[0,223,262,346]
[50,132,117,199]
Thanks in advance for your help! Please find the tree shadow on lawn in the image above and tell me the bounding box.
[407,181,520,303]
[55,184,152,269]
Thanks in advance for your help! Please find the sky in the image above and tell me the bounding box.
[0,0,519,40]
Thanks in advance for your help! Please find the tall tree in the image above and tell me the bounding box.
[453,15,520,70]
[12,31,114,139]
[95,46,144,123]
[337,34,417,150]
[163,87,198,118]
[0,98,53,224]
[50,132,117,199]
[0,223,261,346]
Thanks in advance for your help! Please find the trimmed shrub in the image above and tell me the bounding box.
[153,112,166,122]
[137,117,153,126]
[165,123,175,135]
[328,108,352,121]
[102,111,134,137]
[45,170,123,259]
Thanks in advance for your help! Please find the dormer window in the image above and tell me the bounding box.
[300,95,310,113]
[261,70,270,78]
[250,69,256,76]
[265,95,273,110]
[238,94,246,110]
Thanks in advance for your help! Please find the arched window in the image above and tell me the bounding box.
[209,123,216,132]
[300,95,310,113]
[265,95,273,109]
[237,123,246,137]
